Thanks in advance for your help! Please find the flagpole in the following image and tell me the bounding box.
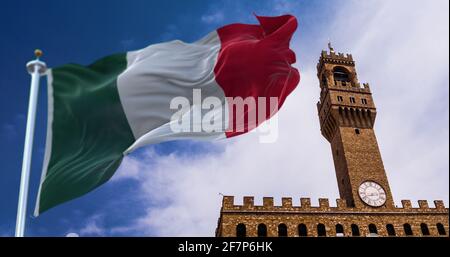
[15,50,47,237]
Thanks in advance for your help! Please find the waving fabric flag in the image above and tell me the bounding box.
[35,15,300,216]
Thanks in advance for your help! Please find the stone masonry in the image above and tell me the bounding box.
[215,46,449,237]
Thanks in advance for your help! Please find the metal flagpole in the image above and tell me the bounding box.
[15,49,47,237]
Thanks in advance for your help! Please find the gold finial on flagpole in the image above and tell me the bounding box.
[34,49,43,59]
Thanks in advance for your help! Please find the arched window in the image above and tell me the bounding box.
[236,223,246,237]
[437,223,446,235]
[278,224,288,237]
[257,224,267,237]
[403,223,413,236]
[420,223,430,236]
[386,224,396,236]
[351,224,360,236]
[317,223,326,237]
[333,67,350,83]
[368,224,378,234]
[298,224,308,237]
[335,224,344,236]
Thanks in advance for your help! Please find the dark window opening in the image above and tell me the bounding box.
[437,223,446,235]
[361,98,368,105]
[337,96,343,102]
[236,223,246,237]
[257,224,267,237]
[420,223,430,236]
[317,223,326,237]
[355,128,360,135]
[333,67,351,83]
[386,224,396,236]
[278,224,288,237]
[350,97,356,103]
[298,224,307,237]
[404,223,413,236]
[335,224,344,236]
[351,224,360,236]
[369,224,378,234]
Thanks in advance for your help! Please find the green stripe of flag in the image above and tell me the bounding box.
[35,53,135,215]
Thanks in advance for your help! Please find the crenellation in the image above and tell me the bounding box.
[353,83,371,92]
[319,198,330,209]
[434,200,445,209]
[223,196,234,208]
[336,199,347,209]
[401,200,412,209]
[300,198,311,208]
[222,196,447,213]
[418,200,429,209]
[320,50,354,63]
[243,196,254,209]
[328,81,371,94]
[282,197,293,208]
[263,197,274,208]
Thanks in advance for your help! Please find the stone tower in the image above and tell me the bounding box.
[316,44,394,209]
[215,46,449,238]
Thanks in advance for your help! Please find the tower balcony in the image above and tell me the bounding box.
[330,81,372,93]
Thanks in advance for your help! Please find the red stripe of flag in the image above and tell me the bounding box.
[214,15,300,137]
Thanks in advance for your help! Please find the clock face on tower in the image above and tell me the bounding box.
[358,181,387,207]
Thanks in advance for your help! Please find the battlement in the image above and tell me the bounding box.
[317,50,355,69]
[316,82,373,112]
[321,50,354,61]
[222,196,448,213]
[327,81,372,93]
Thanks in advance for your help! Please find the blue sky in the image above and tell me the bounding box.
[1,0,448,236]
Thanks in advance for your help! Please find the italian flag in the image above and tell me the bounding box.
[35,15,300,216]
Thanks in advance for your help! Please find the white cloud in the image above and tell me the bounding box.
[77,214,105,236]
[201,11,225,24]
[111,0,448,236]
[111,153,143,181]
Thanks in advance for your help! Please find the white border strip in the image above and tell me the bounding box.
[33,69,54,217]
